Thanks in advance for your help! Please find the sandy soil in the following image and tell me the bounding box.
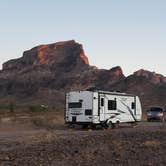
[0,111,166,166]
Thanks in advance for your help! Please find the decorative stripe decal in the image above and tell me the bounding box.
[117,109,126,114]
[120,100,137,122]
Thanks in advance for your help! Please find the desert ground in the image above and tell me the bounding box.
[0,110,166,166]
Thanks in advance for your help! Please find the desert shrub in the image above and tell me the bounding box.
[0,103,15,112]
[144,140,160,147]
[0,104,10,110]
[31,117,57,130]
[28,105,49,112]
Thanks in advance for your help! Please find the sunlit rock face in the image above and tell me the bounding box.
[3,40,89,72]
[0,40,166,110]
[0,40,124,106]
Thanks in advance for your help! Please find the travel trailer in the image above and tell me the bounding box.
[65,90,142,129]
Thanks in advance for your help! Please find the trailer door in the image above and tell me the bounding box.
[99,94,105,121]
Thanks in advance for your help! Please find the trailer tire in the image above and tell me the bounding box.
[95,124,103,130]
[107,121,115,129]
[147,119,151,122]
[101,122,108,129]
[82,124,89,129]
[68,124,75,128]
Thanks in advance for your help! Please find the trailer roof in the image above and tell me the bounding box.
[95,90,135,97]
[68,90,135,97]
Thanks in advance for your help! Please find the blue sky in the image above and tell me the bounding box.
[0,0,165,76]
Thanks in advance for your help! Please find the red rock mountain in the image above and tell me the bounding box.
[0,40,166,110]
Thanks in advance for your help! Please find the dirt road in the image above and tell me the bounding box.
[0,122,166,166]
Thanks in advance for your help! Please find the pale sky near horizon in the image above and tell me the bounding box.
[0,0,165,76]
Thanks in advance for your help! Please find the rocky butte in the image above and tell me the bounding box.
[0,40,166,111]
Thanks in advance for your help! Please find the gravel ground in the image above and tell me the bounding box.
[0,122,166,166]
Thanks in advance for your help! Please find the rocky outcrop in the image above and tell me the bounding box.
[134,69,166,85]
[112,69,166,110]
[3,40,89,72]
[0,40,124,107]
[0,40,166,111]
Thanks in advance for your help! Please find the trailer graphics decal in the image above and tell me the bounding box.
[70,109,83,115]
[117,109,125,114]
[120,100,137,122]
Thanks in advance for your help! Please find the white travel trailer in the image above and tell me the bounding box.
[65,90,142,129]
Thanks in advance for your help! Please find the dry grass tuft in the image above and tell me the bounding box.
[31,111,64,130]
[144,140,160,147]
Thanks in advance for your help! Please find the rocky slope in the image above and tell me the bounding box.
[0,40,166,110]
[112,70,166,110]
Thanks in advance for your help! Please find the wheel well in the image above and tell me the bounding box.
[107,119,120,124]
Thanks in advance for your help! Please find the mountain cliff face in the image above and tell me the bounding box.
[0,40,166,110]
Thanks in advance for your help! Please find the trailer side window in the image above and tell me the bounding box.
[68,102,82,108]
[108,100,117,110]
[85,109,92,115]
[131,102,135,109]
[101,98,104,106]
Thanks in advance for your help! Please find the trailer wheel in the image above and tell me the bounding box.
[101,122,108,129]
[107,121,115,129]
[68,124,75,128]
[82,124,89,129]
[91,124,99,130]
[95,124,103,130]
